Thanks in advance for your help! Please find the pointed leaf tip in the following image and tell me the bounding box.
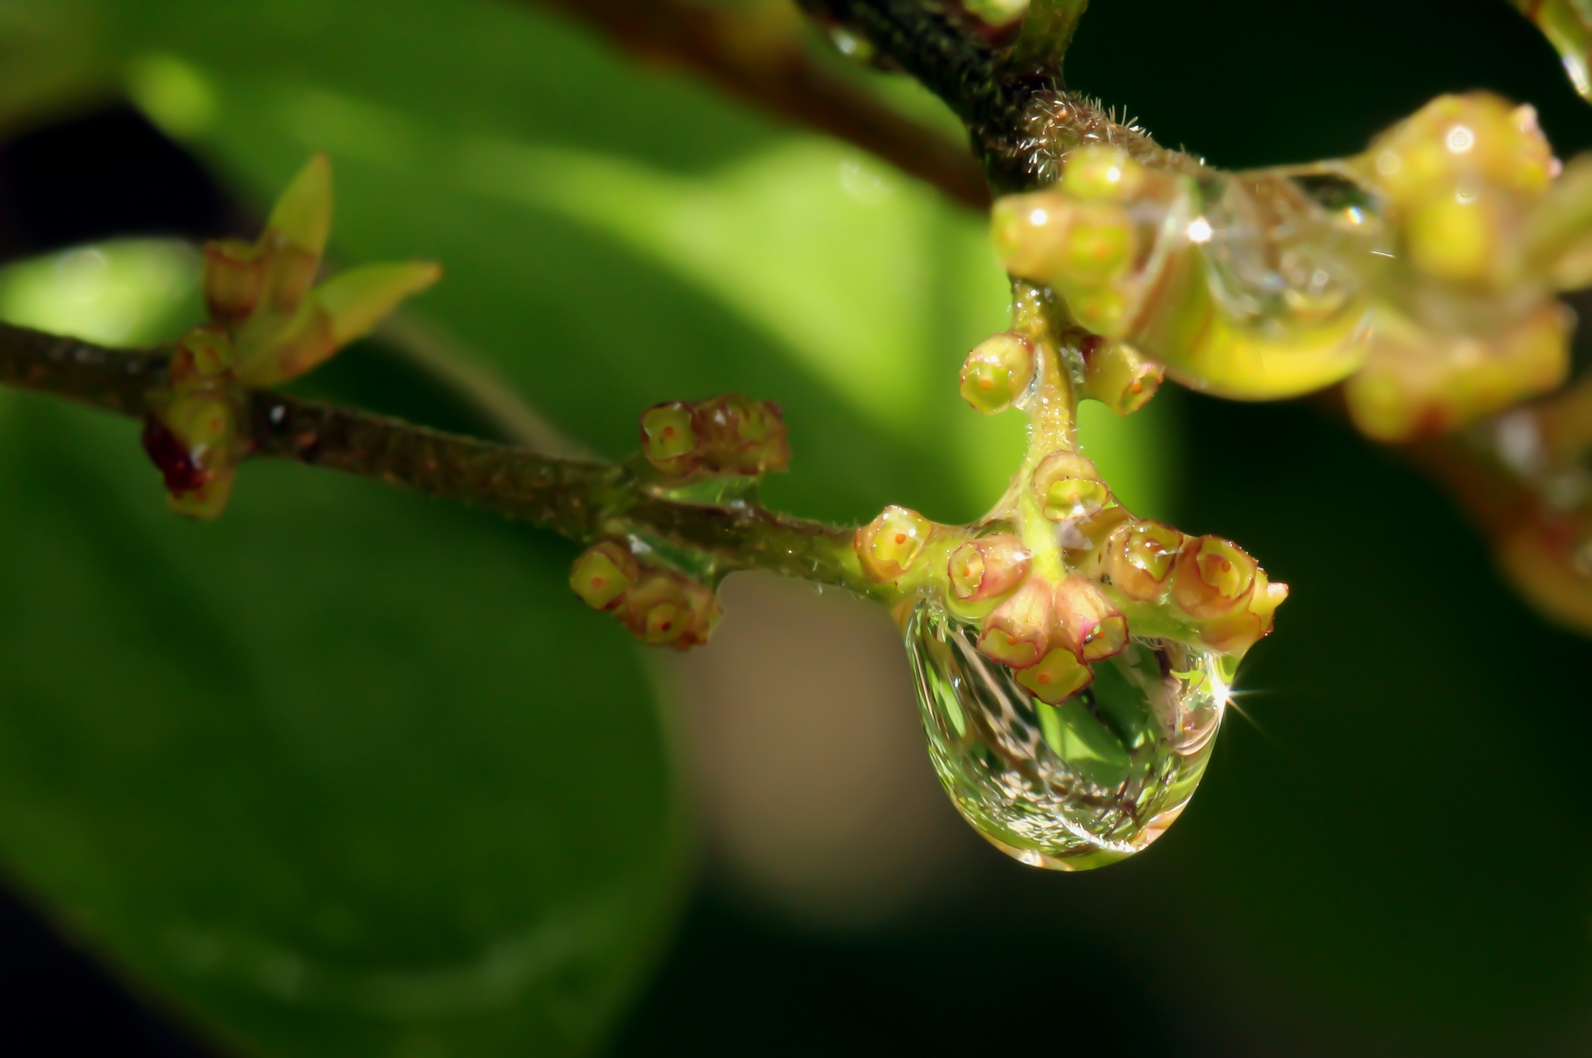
[316,261,442,345]
[267,154,334,256]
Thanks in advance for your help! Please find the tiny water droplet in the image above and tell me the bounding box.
[906,602,1234,870]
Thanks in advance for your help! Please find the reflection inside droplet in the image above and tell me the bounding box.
[905,602,1234,871]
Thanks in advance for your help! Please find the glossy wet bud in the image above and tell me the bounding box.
[1066,288,1133,338]
[1172,536,1258,620]
[617,573,721,651]
[1031,450,1109,522]
[1106,519,1184,601]
[201,240,266,322]
[695,394,790,475]
[855,505,935,583]
[959,333,1035,414]
[569,541,639,611]
[1052,575,1127,661]
[948,534,1031,602]
[978,578,1052,668]
[991,192,1071,281]
[1365,93,1554,205]
[641,402,699,473]
[1062,145,1146,203]
[1081,334,1163,415]
[1016,647,1094,703]
[1199,572,1289,653]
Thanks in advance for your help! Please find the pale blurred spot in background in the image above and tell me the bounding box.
[662,572,980,932]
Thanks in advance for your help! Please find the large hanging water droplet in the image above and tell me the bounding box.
[905,602,1235,871]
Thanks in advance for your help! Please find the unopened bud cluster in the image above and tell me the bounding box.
[641,395,790,478]
[989,93,1592,441]
[142,155,439,517]
[570,540,721,650]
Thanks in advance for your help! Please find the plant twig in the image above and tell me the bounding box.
[525,0,991,210]
[0,320,874,596]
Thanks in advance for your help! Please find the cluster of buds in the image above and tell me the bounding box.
[640,395,790,478]
[1345,93,1574,440]
[854,487,1287,705]
[569,541,721,650]
[989,93,1592,443]
[142,155,440,517]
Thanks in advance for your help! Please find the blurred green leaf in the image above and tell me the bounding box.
[0,393,685,1057]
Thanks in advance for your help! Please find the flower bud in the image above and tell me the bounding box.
[1052,575,1128,661]
[991,192,1072,281]
[201,240,267,322]
[1031,450,1109,522]
[140,391,240,520]
[959,333,1035,414]
[948,534,1030,602]
[616,573,721,651]
[569,541,639,611]
[1106,519,1184,601]
[1062,145,1147,203]
[855,505,935,583]
[1081,334,1163,415]
[641,401,699,473]
[1172,535,1258,619]
[695,394,791,475]
[978,577,1053,668]
[1052,201,1136,287]
[1016,647,1094,703]
[1199,571,1289,654]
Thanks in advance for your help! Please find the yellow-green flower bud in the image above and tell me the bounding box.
[1016,647,1094,703]
[1080,334,1163,415]
[855,505,935,583]
[1052,202,1136,287]
[569,541,638,611]
[1032,450,1110,522]
[1172,535,1258,620]
[1052,575,1127,661]
[959,333,1035,414]
[641,402,700,473]
[617,573,721,651]
[1106,519,1184,602]
[978,578,1052,669]
[1062,145,1147,203]
[948,534,1030,602]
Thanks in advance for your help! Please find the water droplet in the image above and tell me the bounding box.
[905,602,1234,871]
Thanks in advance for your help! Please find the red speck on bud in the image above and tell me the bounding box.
[1016,647,1094,703]
[948,534,1031,602]
[616,573,721,651]
[640,395,790,478]
[1052,575,1128,661]
[1031,450,1111,522]
[959,333,1036,414]
[1106,519,1184,601]
[1172,535,1259,619]
[569,541,640,611]
[977,578,1052,668]
[855,505,935,583]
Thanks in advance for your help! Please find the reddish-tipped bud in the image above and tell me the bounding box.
[1199,571,1289,654]
[978,578,1052,668]
[616,573,721,651]
[170,326,234,382]
[1172,535,1258,619]
[570,541,639,611]
[1107,519,1184,601]
[948,534,1031,602]
[959,333,1035,414]
[201,240,267,322]
[1032,450,1110,522]
[1081,334,1164,416]
[1017,648,1095,703]
[696,394,791,475]
[855,506,935,583]
[641,402,699,473]
[1052,575,1128,661]
[140,390,241,520]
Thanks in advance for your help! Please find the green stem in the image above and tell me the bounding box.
[0,321,875,597]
